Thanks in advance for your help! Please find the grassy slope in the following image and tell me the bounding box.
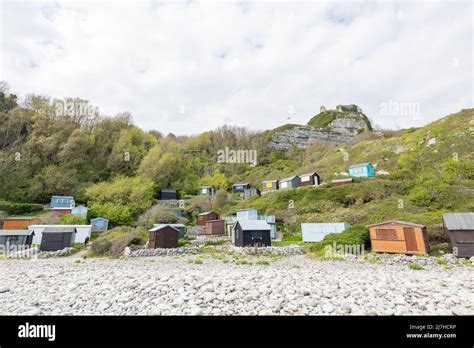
[222,109,474,245]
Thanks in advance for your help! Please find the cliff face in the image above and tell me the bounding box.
[268,105,371,150]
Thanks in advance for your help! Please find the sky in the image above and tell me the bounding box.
[0,0,472,135]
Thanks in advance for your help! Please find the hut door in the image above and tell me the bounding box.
[149,232,155,249]
[403,228,418,252]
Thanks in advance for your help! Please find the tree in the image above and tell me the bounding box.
[89,203,134,226]
[85,176,155,214]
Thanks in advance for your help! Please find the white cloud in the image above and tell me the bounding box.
[1,0,472,134]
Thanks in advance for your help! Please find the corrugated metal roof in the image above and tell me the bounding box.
[233,183,249,186]
[237,220,271,231]
[29,225,91,228]
[43,227,77,233]
[280,176,298,182]
[91,217,109,222]
[0,230,34,236]
[149,225,179,232]
[443,213,474,231]
[299,172,318,177]
[331,178,353,182]
[262,179,278,183]
[160,189,176,193]
[367,221,425,228]
[4,217,34,220]
[198,211,216,216]
[152,223,185,228]
[349,163,371,168]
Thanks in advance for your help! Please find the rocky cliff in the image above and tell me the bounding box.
[268,105,372,150]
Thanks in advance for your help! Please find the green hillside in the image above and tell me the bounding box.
[0,86,472,249]
[223,109,474,245]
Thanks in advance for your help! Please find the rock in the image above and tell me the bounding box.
[97,302,110,311]
[322,304,334,313]
[0,287,9,293]
[269,106,371,150]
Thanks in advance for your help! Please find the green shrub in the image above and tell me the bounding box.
[137,204,188,228]
[408,187,432,207]
[89,203,133,226]
[256,260,270,265]
[309,225,370,253]
[408,262,424,270]
[59,214,87,225]
[89,226,148,257]
[0,201,44,215]
[110,232,137,258]
[282,235,302,242]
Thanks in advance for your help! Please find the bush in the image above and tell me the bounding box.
[90,238,112,255]
[85,176,155,214]
[89,226,148,257]
[89,203,133,226]
[282,234,302,242]
[110,232,136,258]
[59,214,87,225]
[309,225,370,253]
[137,204,188,228]
[408,262,424,271]
[0,201,44,215]
[408,187,432,207]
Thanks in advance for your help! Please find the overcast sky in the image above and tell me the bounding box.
[1,0,472,135]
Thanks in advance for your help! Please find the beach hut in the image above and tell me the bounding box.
[152,223,186,238]
[90,218,109,233]
[148,225,179,249]
[348,163,375,178]
[2,217,40,230]
[29,225,92,245]
[301,223,350,242]
[331,178,353,186]
[279,176,300,190]
[199,186,215,196]
[0,230,35,248]
[159,189,178,200]
[262,180,278,191]
[232,183,251,193]
[367,221,429,255]
[205,220,225,235]
[40,227,77,251]
[50,196,75,209]
[243,188,261,199]
[443,213,474,258]
[197,211,218,226]
[299,172,321,187]
[233,220,271,247]
[236,208,259,221]
[71,205,88,218]
[50,196,75,216]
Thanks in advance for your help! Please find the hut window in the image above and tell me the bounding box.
[280,182,288,188]
[453,231,473,244]
[250,231,263,239]
[301,176,310,182]
[265,183,272,188]
[375,229,397,240]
